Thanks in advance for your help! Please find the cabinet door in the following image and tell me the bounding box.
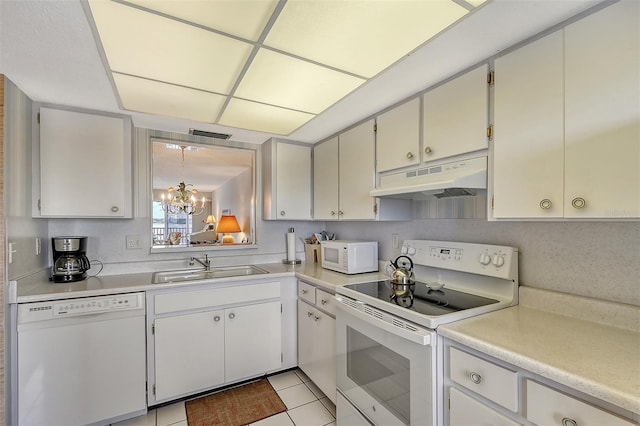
[376,98,420,172]
[276,142,312,220]
[339,120,376,220]
[154,310,224,401]
[449,388,520,426]
[493,30,565,218]
[564,0,640,218]
[297,301,337,404]
[423,64,489,163]
[225,301,282,382]
[39,107,131,217]
[313,137,339,220]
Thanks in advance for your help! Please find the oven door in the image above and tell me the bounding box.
[335,297,437,426]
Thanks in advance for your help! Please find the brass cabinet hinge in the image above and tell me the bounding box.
[37,112,40,124]
[373,202,378,215]
[487,71,495,86]
[487,125,494,139]
[491,195,495,210]
[373,123,377,132]
[152,323,155,334]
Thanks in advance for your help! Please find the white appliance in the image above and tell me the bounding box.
[335,240,518,425]
[321,240,378,274]
[16,292,147,426]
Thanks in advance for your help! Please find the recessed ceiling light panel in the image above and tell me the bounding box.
[113,73,226,123]
[124,0,279,41]
[234,49,365,114]
[89,0,253,93]
[264,0,469,78]
[220,98,315,135]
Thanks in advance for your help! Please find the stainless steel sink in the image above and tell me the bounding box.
[152,265,269,284]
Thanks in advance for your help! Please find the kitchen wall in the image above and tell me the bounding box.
[326,220,640,307]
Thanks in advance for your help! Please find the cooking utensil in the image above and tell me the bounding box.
[389,255,415,285]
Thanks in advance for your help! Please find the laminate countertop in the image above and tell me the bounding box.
[438,286,640,415]
[10,261,387,304]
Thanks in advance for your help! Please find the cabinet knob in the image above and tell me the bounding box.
[571,197,586,209]
[469,372,482,384]
[111,206,119,213]
[301,289,308,294]
[338,210,344,216]
[228,313,235,319]
[406,152,414,159]
[539,199,552,209]
[424,147,432,154]
[307,311,313,318]
[213,315,221,322]
[314,315,320,321]
[330,210,336,216]
[321,299,327,305]
[562,418,578,426]
[280,210,286,216]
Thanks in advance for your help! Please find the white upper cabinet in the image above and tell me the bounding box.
[313,136,339,220]
[493,30,565,218]
[262,139,312,220]
[37,107,132,218]
[422,64,489,163]
[338,120,377,220]
[563,0,639,219]
[376,97,420,172]
[493,0,639,219]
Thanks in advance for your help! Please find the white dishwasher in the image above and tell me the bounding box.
[17,292,147,426]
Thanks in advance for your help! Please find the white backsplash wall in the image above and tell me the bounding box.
[325,220,640,307]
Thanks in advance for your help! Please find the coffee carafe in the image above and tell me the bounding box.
[51,236,90,283]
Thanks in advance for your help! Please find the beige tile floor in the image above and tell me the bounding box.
[113,369,336,426]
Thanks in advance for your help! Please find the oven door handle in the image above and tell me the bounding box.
[335,297,433,346]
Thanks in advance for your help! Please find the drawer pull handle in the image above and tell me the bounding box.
[562,418,577,426]
[470,372,482,384]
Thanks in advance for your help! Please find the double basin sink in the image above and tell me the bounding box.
[152,265,269,284]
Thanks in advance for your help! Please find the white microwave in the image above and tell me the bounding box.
[320,240,378,274]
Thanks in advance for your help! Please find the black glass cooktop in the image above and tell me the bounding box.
[343,280,499,316]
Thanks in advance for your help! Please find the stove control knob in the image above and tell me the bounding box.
[479,254,492,265]
[492,255,505,267]
[407,247,416,255]
[400,246,408,254]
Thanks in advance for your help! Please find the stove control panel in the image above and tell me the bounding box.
[400,240,518,280]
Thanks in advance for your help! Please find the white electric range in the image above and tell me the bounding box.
[334,239,518,426]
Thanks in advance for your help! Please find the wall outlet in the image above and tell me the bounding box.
[392,234,400,249]
[126,235,142,250]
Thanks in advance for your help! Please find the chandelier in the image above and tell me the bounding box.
[161,146,206,216]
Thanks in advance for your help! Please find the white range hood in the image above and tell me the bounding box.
[370,156,487,199]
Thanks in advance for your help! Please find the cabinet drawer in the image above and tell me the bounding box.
[154,282,280,314]
[315,288,335,316]
[526,380,635,426]
[449,387,521,426]
[449,347,518,411]
[298,281,316,304]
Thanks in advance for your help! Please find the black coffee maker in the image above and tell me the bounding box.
[51,236,91,282]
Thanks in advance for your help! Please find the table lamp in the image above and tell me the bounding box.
[216,215,241,243]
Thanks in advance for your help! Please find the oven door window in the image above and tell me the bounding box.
[347,327,410,423]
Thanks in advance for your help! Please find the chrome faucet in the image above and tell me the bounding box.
[189,254,211,270]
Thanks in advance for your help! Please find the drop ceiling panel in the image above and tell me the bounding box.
[89,0,253,93]
[235,49,366,114]
[124,0,279,41]
[114,73,226,123]
[264,0,469,78]
[220,98,315,135]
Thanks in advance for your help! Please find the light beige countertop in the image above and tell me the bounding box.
[438,286,640,414]
[11,261,386,303]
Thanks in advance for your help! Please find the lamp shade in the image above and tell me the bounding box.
[205,215,216,224]
[216,215,241,233]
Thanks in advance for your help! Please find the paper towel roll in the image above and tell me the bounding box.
[286,228,296,261]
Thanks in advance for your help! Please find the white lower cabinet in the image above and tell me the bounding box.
[148,280,284,405]
[297,281,337,403]
[445,341,637,426]
[449,388,520,426]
